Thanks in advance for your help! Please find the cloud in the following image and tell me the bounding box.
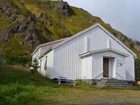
[64,0,140,41]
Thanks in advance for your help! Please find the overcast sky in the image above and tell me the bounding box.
[64,0,140,41]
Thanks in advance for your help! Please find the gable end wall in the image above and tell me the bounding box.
[53,26,135,81]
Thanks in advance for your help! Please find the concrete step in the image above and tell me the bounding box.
[105,85,134,88]
[98,83,128,85]
[100,80,128,83]
[97,81,128,85]
[101,79,127,82]
[96,79,132,87]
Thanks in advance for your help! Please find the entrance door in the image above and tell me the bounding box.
[103,58,109,77]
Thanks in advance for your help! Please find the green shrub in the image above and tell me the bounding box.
[0,55,31,65]
[30,58,39,74]
[135,58,140,80]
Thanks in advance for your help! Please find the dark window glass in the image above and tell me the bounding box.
[44,57,47,70]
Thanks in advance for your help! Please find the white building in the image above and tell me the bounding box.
[32,23,137,81]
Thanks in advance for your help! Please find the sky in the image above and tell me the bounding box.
[64,0,140,41]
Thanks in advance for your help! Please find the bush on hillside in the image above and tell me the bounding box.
[0,55,31,65]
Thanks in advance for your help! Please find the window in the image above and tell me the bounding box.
[40,59,42,70]
[106,39,111,48]
[44,56,47,70]
[84,36,89,52]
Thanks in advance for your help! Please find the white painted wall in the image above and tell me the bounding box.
[53,25,135,81]
[81,56,92,79]
[38,50,54,78]
[92,51,126,80]
[109,58,115,78]
[32,45,52,61]
[92,55,103,79]
[32,48,41,61]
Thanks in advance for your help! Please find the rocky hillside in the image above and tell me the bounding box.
[0,0,137,63]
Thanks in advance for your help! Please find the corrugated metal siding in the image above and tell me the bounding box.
[52,26,134,80]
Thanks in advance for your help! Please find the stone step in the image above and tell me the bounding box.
[98,83,128,86]
[99,81,128,83]
[97,84,132,87]
[99,81,128,84]
[100,79,127,82]
[96,79,132,87]
[105,85,133,88]
[97,81,128,84]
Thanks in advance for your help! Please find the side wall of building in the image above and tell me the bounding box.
[38,50,54,78]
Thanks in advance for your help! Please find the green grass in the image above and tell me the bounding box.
[1,66,140,105]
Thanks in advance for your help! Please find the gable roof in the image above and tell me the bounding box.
[33,23,137,58]
[31,37,69,56]
[52,23,137,58]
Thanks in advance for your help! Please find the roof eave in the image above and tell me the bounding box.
[80,48,129,58]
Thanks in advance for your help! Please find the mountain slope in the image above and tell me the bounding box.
[0,0,137,63]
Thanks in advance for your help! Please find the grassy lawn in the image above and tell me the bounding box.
[0,66,140,105]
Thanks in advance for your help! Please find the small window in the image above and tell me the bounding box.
[40,59,42,69]
[44,56,47,70]
[84,36,89,52]
[106,39,111,48]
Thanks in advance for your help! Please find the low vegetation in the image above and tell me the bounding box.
[1,66,140,105]
[136,58,140,80]
[135,41,140,80]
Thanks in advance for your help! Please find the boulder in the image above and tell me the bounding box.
[57,2,73,16]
